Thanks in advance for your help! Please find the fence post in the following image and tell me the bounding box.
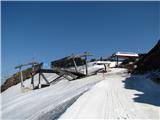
[19,67,24,88]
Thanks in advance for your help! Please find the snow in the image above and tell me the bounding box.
[115,52,139,57]
[1,63,160,120]
[95,61,120,68]
[1,67,103,120]
[59,68,160,119]
[1,73,60,99]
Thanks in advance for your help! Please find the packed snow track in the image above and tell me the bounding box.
[59,68,160,119]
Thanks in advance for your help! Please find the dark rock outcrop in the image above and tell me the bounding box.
[135,40,160,73]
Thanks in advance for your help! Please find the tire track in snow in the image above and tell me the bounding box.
[103,89,108,119]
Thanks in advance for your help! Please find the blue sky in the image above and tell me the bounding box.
[2,1,160,80]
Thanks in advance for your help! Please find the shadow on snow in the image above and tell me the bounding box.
[122,75,160,106]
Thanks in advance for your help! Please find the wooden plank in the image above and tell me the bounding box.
[20,68,24,87]
[38,68,85,80]
[41,73,50,85]
[64,70,86,78]
[38,69,59,73]
[50,75,64,84]
[73,58,78,73]
[38,73,41,88]
[31,73,34,88]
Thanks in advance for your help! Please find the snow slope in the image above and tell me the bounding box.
[1,65,160,120]
[2,63,105,99]
[1,66,104,120]
[59,68,160,119]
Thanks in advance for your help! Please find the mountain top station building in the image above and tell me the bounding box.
[112,52,139,67]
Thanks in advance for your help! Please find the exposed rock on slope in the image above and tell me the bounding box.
[135,40,160,73]
[1,64,42,92]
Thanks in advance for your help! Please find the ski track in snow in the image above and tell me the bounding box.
[59,68,160,120]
